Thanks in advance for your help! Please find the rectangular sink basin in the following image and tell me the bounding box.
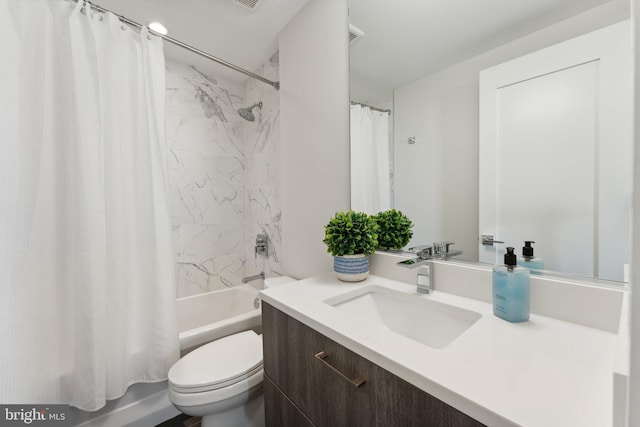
[325,285,481,349]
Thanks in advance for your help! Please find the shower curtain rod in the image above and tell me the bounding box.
[350,101,391,114]
[76,0,280,90]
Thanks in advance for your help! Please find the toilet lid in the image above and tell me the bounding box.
[169,330,263,392]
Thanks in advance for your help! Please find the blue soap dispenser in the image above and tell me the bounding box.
[493,247,530,322]
[517,241,544,272]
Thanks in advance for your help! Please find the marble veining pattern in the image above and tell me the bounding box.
[166,61,246,297]
[166,55,281,297]
[243,52,282,279]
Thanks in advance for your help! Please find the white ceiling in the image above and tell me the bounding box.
[349,0,628,94]
[91,0,627,90]
[92,0,309,82]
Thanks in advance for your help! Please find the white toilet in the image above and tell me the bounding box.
[167,275,296,427]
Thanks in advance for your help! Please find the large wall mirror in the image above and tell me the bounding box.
[349,0,632,282]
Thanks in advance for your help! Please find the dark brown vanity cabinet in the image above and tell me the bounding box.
[262,302,485,427]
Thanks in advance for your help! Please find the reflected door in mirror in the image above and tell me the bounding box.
[479,21,631,281]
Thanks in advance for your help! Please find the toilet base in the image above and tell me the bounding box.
[201,392,264,427]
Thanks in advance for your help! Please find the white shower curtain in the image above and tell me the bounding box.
[350,104,391,214]
[0,0,179,411]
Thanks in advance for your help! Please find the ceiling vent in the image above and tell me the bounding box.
[233,0,262,11]
[349,24,364,46]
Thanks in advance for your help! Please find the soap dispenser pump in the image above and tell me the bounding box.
[517,241,544,272]
[493,247,530,322]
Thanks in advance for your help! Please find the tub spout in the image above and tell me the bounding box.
[242,272,265,283]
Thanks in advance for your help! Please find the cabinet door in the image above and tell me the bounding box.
[264,376,314,427]
[263,302,375,426]
[372,367,484,427]
[262,303,485,427]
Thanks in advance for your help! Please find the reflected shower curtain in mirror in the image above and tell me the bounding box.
[0,0,179,410]
[350,104,391,214]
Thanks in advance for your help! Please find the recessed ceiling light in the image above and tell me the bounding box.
[148,22,168,36]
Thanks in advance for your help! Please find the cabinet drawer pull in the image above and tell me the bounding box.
[314,351,366,388]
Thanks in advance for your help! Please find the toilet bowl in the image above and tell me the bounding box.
[167,275,296,427]
[168,330,265,427]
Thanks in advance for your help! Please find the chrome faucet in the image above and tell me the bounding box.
[396,241,462,269]
[395,242,460,294]
[393,245,435,293]
[242,272,265,283]
[396,245,433,269]
[416,263,433,294]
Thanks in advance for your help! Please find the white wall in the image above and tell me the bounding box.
[350,77,393,110]
[279,0,350,279]
[393,1,630,262]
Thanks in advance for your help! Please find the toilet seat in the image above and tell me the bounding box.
[169,368,264,408]
[168,330,263,394]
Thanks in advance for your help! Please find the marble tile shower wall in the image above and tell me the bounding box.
[243,52,281,280]
[166,57,281,298]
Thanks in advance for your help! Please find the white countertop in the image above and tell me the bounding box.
[260,273,619,427]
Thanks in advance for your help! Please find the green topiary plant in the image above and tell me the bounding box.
[374,209,414,250]
[323,210,378,256]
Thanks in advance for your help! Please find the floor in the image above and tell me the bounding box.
[155,414,201,427]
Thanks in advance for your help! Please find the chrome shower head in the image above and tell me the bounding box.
[237,101,263,122]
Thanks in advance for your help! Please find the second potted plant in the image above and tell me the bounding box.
[323,210,378,282]
[374,209,414,251]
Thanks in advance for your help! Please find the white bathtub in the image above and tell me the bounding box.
[178,284,263,353]
[73,285,263,426]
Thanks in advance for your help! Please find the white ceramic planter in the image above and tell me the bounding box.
[334,254,369,282]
